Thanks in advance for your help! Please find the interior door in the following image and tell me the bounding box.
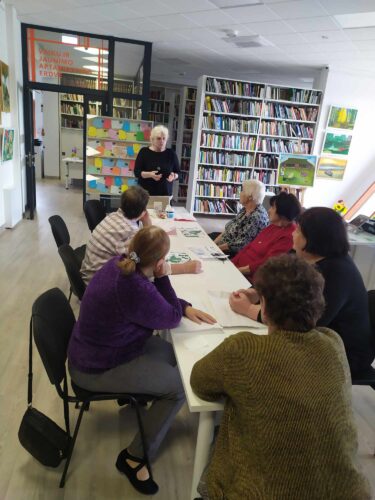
[23,88,36,219]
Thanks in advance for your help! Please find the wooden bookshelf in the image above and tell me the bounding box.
[187,75,322,216]
[148,85,170,126]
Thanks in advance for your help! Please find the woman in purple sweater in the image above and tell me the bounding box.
[68,226,215,495]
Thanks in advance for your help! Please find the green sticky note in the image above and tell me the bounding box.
[136,131,145,141]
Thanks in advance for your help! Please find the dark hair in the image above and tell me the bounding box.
[298,207,349,258]
[270,192,301,221]
[118,226,170,275]
[254,254,325,332]
[120,186,149,219]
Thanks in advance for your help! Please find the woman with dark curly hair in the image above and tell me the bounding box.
[191,254,370,500]
[230,207,374,375]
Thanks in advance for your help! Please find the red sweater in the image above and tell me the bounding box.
[231,223,296,280]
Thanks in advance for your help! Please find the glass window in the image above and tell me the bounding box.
[27,28,109,90]
[114,41,144,95]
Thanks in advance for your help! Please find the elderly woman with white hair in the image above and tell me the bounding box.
[134,124,179,196]
[213,179,269,256]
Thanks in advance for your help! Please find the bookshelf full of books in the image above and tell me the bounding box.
[173,86,197,203]
[187,75,322,216]
[148,86,170,126]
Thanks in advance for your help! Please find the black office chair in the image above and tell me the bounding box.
[48,215,86,265]
[83,200,106,232]
[31,288,152,488]
[352,290,375,389]
[58,244,86,302]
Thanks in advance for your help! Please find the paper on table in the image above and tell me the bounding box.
[183,334,226,356]
[174,317,222,334]
[188,245,228,260]
[207,290,264,328]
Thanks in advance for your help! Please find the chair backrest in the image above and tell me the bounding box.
[368,290,375,348]
[32,288,76,385]
[83,200,106,232]
[49,215,70,248]
[58,244,86,300]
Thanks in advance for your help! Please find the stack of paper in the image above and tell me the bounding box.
[207,290,264,328]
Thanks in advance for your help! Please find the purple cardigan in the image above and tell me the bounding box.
[68,256,189,373]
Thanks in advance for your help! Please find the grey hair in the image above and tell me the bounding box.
[242,179,266,205]
[150,124,169,142]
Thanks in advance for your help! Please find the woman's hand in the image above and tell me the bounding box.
[167,173,177,182]
[185,306,216,325]
[232,287,259,304]
[238,265,251,275]
[154,260,170,278]
[229,291,252,317]
[142,170,162,181]
[139,210,152,227]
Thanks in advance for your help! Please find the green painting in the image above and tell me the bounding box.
[328,106,357,130]
[2,129,14,161]
[277,154,317,188]
[322,132,352,156]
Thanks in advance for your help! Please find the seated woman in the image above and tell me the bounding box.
[230,207,374,375]
[212,179,269,257]
[68,226,215,496]
[231,191,301,281]
[191,255,370,500]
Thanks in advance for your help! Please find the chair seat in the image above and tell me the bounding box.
[74,245,86,267]
[352,366,375,386]
[71,380,152,404]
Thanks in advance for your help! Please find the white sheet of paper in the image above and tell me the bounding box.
[207,290,264,328]
[174,317,222,334]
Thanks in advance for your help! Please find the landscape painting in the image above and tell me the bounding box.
[277,154,317,188]
[2,128,14,161]
[316,156,347,181]
[327,106,357,130]
[322,131,352,156]
[0,62,10,113]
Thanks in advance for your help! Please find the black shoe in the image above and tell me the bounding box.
[116,448,159,495]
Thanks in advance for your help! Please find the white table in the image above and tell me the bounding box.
[152,209,268,499]
[62,157,83,189]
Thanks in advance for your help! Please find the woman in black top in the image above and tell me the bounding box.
[292,207,374,375]
[134,125,180,196]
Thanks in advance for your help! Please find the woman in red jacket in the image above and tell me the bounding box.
[231,191,301,281]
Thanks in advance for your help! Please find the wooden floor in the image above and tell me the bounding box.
[0,178,374,499]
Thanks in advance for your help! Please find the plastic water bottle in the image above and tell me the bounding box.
[166,204,174,219]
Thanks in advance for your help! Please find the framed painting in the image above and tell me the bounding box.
[0,62,10,113]
[322,131,352,156]
[277,154,317,188]
[327,106,357,130]
[316,156,348,181]
[2,128,15,161]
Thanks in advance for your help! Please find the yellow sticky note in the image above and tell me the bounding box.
[133,143,141,154]
[121,184,128,192]
[94,158,102,167]
[118,130,127,140]
[88,126,97,137]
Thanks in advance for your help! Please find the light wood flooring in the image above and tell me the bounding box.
[0,179,374,500]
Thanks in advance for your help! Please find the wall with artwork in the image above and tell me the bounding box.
[0,3,24,228]
[305,68,375,210]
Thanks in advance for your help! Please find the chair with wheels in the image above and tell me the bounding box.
[83,200,106,232]
[58,244,86,302]
[48,215,86,265]
[31,287,153,488]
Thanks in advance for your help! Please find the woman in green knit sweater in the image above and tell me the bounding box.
[190,254,370,500]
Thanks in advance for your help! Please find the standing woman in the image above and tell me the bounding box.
[134,125,179,196]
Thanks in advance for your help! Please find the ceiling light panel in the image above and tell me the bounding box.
[210,0,263,7]
[334,12,375,29]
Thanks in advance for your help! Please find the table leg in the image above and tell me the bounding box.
[190,411,215,500]
[65,162,70,189]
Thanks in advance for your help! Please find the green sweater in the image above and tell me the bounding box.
[190,328,370,500]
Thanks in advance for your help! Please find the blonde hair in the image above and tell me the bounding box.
[118,226,170,275]
[242,179,266,205]
[150,124,169,142]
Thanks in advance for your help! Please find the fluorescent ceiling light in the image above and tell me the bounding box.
[74,47,109,55]
[334,11,375,29]
[211,0,263,7]
[62,35,78,45]
[83,56,108,63]
[83,65,108,72]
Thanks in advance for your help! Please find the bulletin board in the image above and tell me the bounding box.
[86,115,153,196]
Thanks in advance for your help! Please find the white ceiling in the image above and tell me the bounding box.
[7,0,375,86]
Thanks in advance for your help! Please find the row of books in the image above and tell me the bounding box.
[149,102,166,112]
[265,87,321,104]
[181,159,190,170]
[178,185,188,198]
[185,102,196,115]
[149,112,168,125]
[113,98,133,107]
[258,138,311,154]
[186,88,197,100]
[182,145,192,157]
[197,183,241,198]
[194,198,240,214]
[198,167,251,183]
[259,121,314,138]
[255,154,279,170]
[199,150,254,166]
[179,170,189,184]
[61,117,83,128]
[263,104,319,122]
[61,103,83,115]
[202,115,258,133]
[183,131,193,143]
[114,81,133,94]
[252,170,278,185]
[61,94,83,102]
[205,97,262,115]
[150,89,165,100]
[201,133,256,150]
[184,116,194,129]
[206,78,264,98]
[61,74,98,89]
[113,108,134,119]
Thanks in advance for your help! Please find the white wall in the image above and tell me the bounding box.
[0,3,24,228]
[305,68,375,210]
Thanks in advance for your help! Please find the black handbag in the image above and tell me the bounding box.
[18,319,71,467]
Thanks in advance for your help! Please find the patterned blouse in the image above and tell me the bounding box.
[221,204,269,254]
